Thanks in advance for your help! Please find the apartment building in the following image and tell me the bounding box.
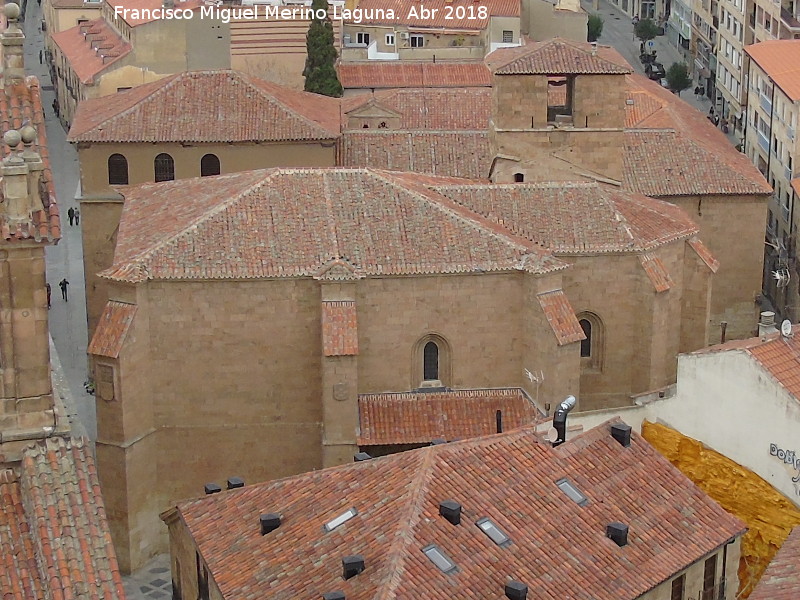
[691,0,719,101]
[744,40,800,320]
[716,0,748,134]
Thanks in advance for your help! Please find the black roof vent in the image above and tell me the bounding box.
[505,580,528,600]
[204,483,221,495]
[342,555,365,580]
[227,477,244,490]
[606,522,629,547]
[259,513,281,535]
[431,438,447,445]
[439,500,462,525]
[322,593,345,600]
[611,423,632,447]
[354,452,372,462]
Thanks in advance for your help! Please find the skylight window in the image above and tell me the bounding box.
[476,518,511,547]
[556,478,589,507]
[421,544,457,574]
[323,507,358,532]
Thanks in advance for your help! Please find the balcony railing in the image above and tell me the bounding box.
[760,92,773,114]
[758,129,770,152]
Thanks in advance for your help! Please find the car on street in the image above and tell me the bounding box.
[645,62,666,81]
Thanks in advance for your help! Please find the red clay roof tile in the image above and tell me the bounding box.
[337,62,492,89]
[745,40,800,101]
[69,70,341,142]
[490,38,632,75]
[537,289,586,345]
[0,438,125,600]
[174,420,746,600]
[87,301,137,358]
[322,301,358,356]
[102,168,564,283]
[750,525,800,600]
[748,333,800,401]
[51,19,131,85]
[358,388,539,445]
[640,253,673,292]
[688,238,719,273]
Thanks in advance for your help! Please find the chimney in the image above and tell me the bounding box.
[226,477,244,490]
[590,41,598,56]
[1,130,33,229]
[342,555,365,580]
[551,395,577,447]
[20,126,44,214]
[204,483,222,495]
[354,452,372,462]
[1,4,25,90]
[322,593,345,600]
[759,311,778,337]
[438,500,461,525]
[606,522,629,547]
[259,513,281,535]
[610,423,632,447]
[505,580,528,600]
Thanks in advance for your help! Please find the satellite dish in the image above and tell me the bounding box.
[781,319,793,337]
[546,427,558,443]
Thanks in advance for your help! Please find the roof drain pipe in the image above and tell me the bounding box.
[551,395,577,447]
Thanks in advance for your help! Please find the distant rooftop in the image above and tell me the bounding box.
[488,38,632,75]
[745,40,800,102]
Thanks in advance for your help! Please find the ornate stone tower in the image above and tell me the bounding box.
[0,2,62,462]
[488,38,631,184]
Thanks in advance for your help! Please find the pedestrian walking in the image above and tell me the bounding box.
[45,283,50,309]
[67,207,75,226]
[58,278,69,301]
[38,49,42,64]
[74,208,80,226]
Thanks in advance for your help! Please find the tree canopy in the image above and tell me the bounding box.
[303,0,343,97]
[634,19,660,43]
[587,14,604,43]
[666,62,692,95]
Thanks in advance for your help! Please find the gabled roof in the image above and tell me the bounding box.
[337,62,492,89]
[624,75,770,197]
[489,38,632,75]
[101,168,564,283]
[346,0,519,29]
[745,40,800,102]
[0,76,60,242]
[172,420,745,600]
[343,88,491,130]
[51,19,131,85]
[750,526,800,600]
[69,70,341,143]
[424,180,699,253]
[358,388,539,445]
[0,437,125,600]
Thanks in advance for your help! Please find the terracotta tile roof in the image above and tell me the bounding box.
[0,437,125,600]
[173,419,746,600]
[337,62,492,89]
[0,76,60,242]
[343,87,491,129]
[69,70,341,143]
[792,178,800,198]
[102,168,564,283]
[537,289,586,345]
[88,301,137,358]
[747,332,800,400]
[106,0,204,26]
[640,253,673,292]
[341,131,490,179]
[322,301,358,356]
[349,0,519,29]
[51,19,131,85]
[750,526,800,600]
[428,181,698,253]
[745,41,800,101]
[688,238,719,273]
[490,38,632,75]
[624,75,770,197]
[357,388,539,445]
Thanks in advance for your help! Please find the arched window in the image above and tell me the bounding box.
[154,153,175,182]
[200,153,220,177]
[577,312,603,370]
[414,334,451,386]
[423,341,439,381]
[514,172,524,183]
[107,153,128,185]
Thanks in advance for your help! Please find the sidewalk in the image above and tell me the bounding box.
[581,0,741,147]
